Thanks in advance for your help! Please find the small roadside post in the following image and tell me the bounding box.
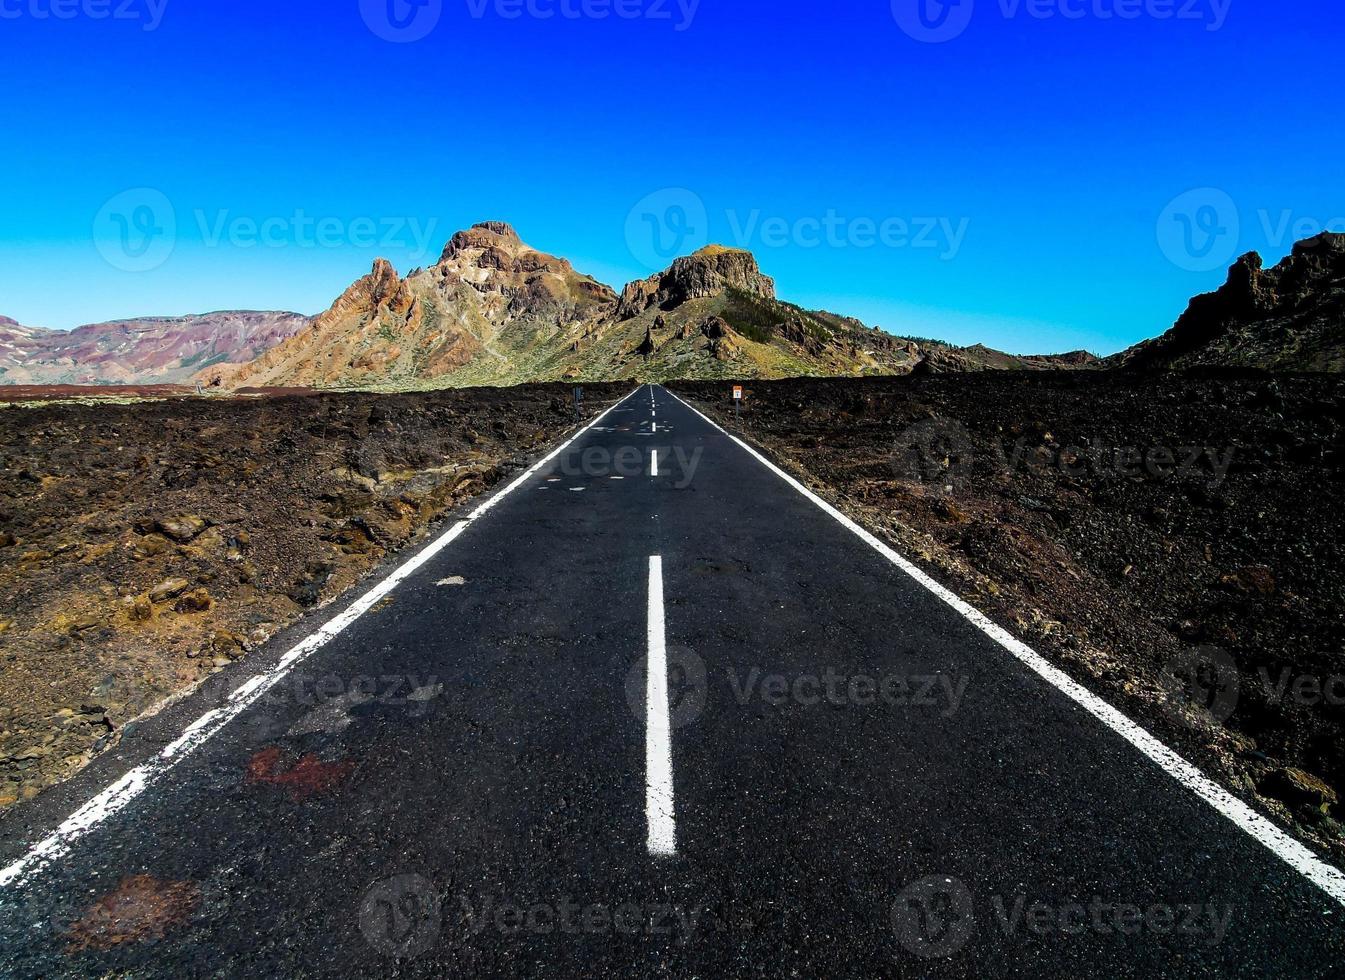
[573,385,584,420]
[732,384,743,422]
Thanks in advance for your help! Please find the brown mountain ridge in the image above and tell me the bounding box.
[204,222,1100,391]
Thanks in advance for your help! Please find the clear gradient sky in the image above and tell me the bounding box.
[1,0,1341,354]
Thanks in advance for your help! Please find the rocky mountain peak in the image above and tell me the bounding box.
[618,246,776,318]
[472,220,520,240]
[436,221,531,264]
[439,223,522,264]
[430,223,617,316]
[358,259,406,308]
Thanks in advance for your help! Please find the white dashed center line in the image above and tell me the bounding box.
[645,555,676,856]
[650,450,659,477]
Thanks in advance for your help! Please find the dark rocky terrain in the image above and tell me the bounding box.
[0,384,624,806]
[672,371,1345,857]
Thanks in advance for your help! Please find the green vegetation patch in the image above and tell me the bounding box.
[721,288,784,345]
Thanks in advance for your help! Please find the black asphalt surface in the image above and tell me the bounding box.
[0,384,1341,977]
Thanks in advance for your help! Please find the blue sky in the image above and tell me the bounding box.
[1,0,1341,354]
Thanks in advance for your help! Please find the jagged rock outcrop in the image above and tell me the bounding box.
[618,245,776,318]
[776,317,828,357]
[700,315,729,340]
[1115,232,1345,372]
[635,326,656,359]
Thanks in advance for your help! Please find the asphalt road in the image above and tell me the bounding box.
[1,384,1342,977]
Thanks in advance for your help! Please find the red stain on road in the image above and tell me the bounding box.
[246,746,354,801]
[65,874,200,953]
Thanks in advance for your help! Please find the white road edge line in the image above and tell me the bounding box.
[0,387,644,892]
[646,555,676,856]
[664,387,1345,908]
